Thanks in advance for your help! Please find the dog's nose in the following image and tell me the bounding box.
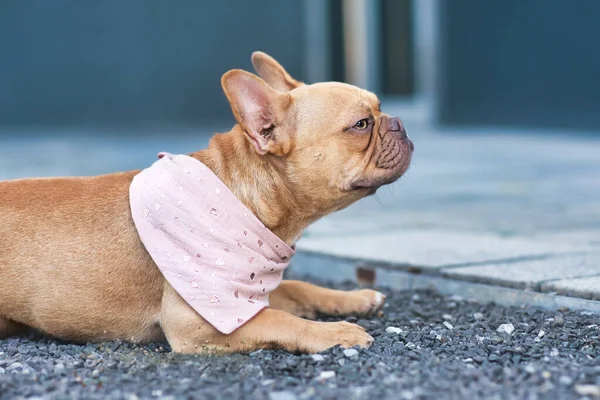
[388,117,402,132]
[386,116,407,139]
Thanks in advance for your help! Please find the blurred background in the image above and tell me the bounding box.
[3,0,600,130]
[1,0,599,236]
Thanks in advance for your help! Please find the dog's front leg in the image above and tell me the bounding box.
[269,280,386,320]
[160,284,373,354]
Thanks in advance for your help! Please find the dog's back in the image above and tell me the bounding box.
[0,173,165,343]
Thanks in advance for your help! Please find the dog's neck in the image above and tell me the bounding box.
[189,125,313,245]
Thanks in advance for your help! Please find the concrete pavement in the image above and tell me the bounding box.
[295,121,600,311]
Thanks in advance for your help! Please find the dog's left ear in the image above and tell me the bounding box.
[251,51,303,92]
[222,69,293,156]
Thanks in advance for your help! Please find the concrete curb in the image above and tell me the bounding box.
[290,250,600,315]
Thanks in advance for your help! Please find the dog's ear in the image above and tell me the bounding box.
[222,69,293,156]
[251,51,303,92]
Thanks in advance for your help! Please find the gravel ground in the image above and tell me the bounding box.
[1,281,599,400]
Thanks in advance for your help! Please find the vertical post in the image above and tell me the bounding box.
[342,0,380,92]
[304,0,332,84]
[412,0,440,120]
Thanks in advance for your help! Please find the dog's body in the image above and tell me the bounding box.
[0,53,413,354]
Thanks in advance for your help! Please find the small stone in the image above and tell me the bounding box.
[541,371,551,379]
[249,349,263,357]
[525,365,536,374]
[559,376,573,386]
[269,391,297,400]
[538,330,546,338]
[575,384,600,397]
[92,369,101,378]
[7,362,23,371]
[318,370,336,380]
[442,314,453,320]
[473,312,484,320]
[443,321,454,330]
[343,348,359,358]
[385,326,403,334]
[550,348,559,357]
[405,342,417,350]
[497,323,515,335]
[310,354,325,362]
[0,367,5,374]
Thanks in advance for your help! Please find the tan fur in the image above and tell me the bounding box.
[0,52,412,354]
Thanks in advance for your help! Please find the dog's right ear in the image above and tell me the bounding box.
[251,51,303,92]
[222,69,293,156]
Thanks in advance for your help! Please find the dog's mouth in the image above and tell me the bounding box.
[350,133,413,192]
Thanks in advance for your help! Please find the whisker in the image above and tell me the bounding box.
[373,193,384,208]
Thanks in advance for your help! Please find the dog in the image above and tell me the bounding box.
[0,52,413,354]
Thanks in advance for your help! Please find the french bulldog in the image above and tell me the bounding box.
[0,52,413,354]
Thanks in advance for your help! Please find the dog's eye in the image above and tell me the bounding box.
[354,119,369,130]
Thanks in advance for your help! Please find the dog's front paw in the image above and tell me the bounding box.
[351,289,386,316]
[311,321,374,352]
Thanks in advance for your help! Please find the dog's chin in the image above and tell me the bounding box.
[350,159,411,194]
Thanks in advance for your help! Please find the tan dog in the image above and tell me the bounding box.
[0,52,413,354]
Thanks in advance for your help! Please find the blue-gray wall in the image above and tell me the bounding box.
[438,0,600,131]
[0,0,305,126]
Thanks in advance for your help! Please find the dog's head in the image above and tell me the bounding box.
[222,52,413,213]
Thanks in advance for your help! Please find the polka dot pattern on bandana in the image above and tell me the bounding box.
[129,153,294,334]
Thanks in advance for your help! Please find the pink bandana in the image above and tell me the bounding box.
[129,153,294,334]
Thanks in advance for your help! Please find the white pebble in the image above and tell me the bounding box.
[269,391,297,400]
[550,348,559,357]
[405,342,416,350]
[559,376,573,386]
[385,326,403,334]
[537,330,546,338]
[343,349,359,358]
[525,365,536,374]
[319,371,336,380]
[575,384,600,397]
[310,354,325,362]
[443,321,454,330]
[442,314,453,320]
[496,323,515,335]
[542,371,551,379]
[473,312,484,320]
